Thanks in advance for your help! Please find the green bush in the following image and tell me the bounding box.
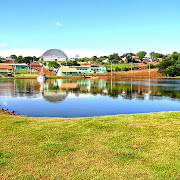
[147,64,155,68]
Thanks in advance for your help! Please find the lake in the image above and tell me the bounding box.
[0,78,180,117]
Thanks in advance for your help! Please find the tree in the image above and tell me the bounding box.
[147,64,155,68]
[158,52,180,76]
[136,51,147,60]
[23,56,33,64]
[17,56,23,63]
[122,53,135,63]
[48,61,60,71]
[122,53,135,58]
[32,56,38,61]
[150,51,155,60]
[158,58,175,71]
[91,56,98,62]
[171,52,179,60]
[164,66,175,76]
[10,55,17,61]
[72,60,80,66]
[108,53,119,64]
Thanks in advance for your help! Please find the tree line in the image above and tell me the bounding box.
[158,52,180,77]
[77,51,166,64]
[1,51,180,76]
[4,55,39,64]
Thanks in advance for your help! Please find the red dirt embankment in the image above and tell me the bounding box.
[92,69,162,78]
[114,69,162,77]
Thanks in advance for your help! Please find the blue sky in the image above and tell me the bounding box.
[0,0,180,57]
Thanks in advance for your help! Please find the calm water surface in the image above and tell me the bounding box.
[0,78,180,117]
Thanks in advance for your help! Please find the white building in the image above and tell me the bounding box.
[41,49,68,61]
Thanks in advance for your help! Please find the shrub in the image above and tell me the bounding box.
[147,64,155,68]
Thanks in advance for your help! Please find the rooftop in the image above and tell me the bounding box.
[0,65,13,69]
[59,68,77,73]
[0,63,28,66]
[42,49,68,59]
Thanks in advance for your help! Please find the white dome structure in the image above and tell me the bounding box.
[41,49,68,61]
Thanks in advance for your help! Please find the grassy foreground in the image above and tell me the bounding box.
[0,111,179,179]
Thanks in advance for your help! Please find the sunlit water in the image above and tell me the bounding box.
[0,78,180,117]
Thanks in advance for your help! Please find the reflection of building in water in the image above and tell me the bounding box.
[2,78,180,102]
[77,79,106,91]
[41,79,108,100]
[0,79,41,97]
[43,91,68,103]
[60,82,78,89]
[41,79,68,103]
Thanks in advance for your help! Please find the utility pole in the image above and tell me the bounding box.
[30,60,32,75]
[13,60,16,77]
[66,58,68,76]
[111,60,112,77]
[131,58,133,72]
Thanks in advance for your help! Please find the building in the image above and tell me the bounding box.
[102,59,108,63]
[0,63,28,70]
[41,49,68,61]
[70,66,91,74]
[0,64,13,77]
[57,68,78,76]
[90,65,107,73]
[60,82,78,89]
[12,63,28,70]
[67,65,107,74]
[142,57,151,63]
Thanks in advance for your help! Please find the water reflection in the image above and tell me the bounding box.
[0,78,180,117]
[0,78,180,101]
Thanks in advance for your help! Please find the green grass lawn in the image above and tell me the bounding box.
[105,64,137,70]
[14,71,39,75]
[0,111,179,179]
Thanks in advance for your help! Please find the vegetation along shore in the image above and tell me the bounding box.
[0,110,179,179]
[1,51,180,78]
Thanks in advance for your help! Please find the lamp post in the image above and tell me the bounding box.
[149,62,151,78]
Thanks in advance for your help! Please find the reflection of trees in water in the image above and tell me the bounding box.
[2,79,41,98]
[152,90,180,99]
[47,83,59,90]
[1,79,180,101]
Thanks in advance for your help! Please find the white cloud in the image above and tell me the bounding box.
[63,49,111,58]
[0,43,7,47]
[56,22,62,26]
[0,48,111,58]
[0,49,45,57]
[68,93,93,99]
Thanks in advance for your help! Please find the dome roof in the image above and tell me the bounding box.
[41,49,68,60]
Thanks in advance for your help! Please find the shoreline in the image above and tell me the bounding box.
[1,68,180,79]
[1,75,180,79]
[1,108,180,118]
